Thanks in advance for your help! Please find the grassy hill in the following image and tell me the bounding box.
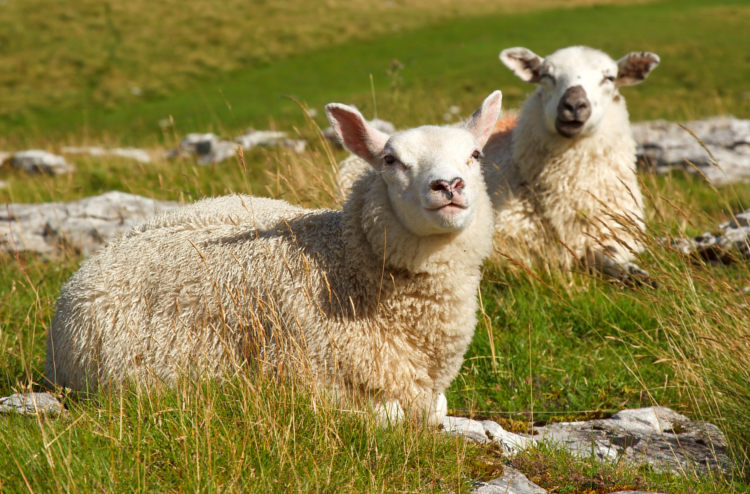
[2,0,749,144]
[2,0,750,492]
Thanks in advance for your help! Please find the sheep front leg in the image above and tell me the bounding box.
[374,400,405,426]
[586,246,656,288]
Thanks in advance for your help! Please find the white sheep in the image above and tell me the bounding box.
[336,47,659,282]
[484,46,659,282]
[45,91,503,425]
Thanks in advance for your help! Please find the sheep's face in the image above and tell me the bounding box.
[377,126,486,235]
[326,91,503,237]
[500,46,659,139]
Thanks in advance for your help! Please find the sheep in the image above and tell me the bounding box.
[45,91,503,425]
[335,47,658,283]
[484,46,659,283]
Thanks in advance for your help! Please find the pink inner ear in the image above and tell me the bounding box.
[326,105,388,162]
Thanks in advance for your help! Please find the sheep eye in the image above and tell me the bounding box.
[383,155,396,165]
[471,150,481,159]
[541,74,555,84]
[604,75,616,83]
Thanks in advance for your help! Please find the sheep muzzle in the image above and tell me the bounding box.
[555,85,591,138]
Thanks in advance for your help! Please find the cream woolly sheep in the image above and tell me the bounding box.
[45,91,503,425]
[484,46,659,282]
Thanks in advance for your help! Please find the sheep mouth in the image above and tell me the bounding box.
[555,118,586,138]
[427,203,468,214]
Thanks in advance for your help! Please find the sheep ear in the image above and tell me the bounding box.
[462,91,503,148]
[616,52,660,87]
[500,47,543,83]
[325,104,389,168]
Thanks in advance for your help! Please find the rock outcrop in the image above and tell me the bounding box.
[9,150,75,175]
[167,129,306,165]
[665,208,750,264]
[62,146,153,164]
[443,407,730,477]
[0,393,64,415]
[633,116,750,186]
[1,191,179,255]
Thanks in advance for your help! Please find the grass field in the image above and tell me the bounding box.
[2,0,750,492]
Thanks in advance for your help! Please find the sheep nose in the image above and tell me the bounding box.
[430,178,465,199]
[557,85,591,123]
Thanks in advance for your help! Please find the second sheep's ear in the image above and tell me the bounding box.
[616,51,660,87]
[325,104,390,169]
[500,47,544,83]
[462,91,503,148]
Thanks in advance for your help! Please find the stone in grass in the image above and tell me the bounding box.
[1,191,179,255]
[442,416,489,443]
[235,129,306,154]
[482,420,536,454]
[61,146,153,164]
[663,207,750,263]
[11,150,76,175]
[473,465,547,494]
[0,393,64,415]
[532,406,731,475]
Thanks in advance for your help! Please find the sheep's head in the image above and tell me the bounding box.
[500,46,659,138]
[325,91,502,236]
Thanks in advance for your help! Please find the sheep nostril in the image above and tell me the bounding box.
[430,180,450,192]
[450,178,465,191]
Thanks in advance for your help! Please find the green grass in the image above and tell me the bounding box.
[3,0,750,144]
[2,0,750,491]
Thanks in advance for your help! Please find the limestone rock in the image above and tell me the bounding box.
[442,416,488,443]
[0,393,63,415]
[165,133,234,165]
[0,191,179,256]
[473,465,547,494]
[11,150,75,175]
[481,420,536,454]
[532,406,730,474]
[235,129,305,153]
[447,407,729,476]
[168,130,307,165]
[633,116,750,186]
[62,146,152,164]
[664,208,750,263]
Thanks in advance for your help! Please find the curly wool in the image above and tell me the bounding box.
[45,172,494,423]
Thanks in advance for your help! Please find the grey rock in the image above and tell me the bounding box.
[235,130,306,153]
[0,393,63,415]
[0,191,179,255]
[166,133,238,165]
[664,208,750,263]
[531,406,731,475]
[442,416,489,443]
[324,117,396,148]
[609,406,689,433]
[11,150,75,175]
[481,420,536,454]
[62,146,152,164]
[633,116,750,186]
[234,129,288,149]
[473,466,547,494]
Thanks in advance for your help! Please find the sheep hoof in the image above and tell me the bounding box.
[375,400,405,426]
[622,263,658,289]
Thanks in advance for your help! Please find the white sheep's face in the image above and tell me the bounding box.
[500,46,660,139]
[376,127,485,235]
[325,91,503,236]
